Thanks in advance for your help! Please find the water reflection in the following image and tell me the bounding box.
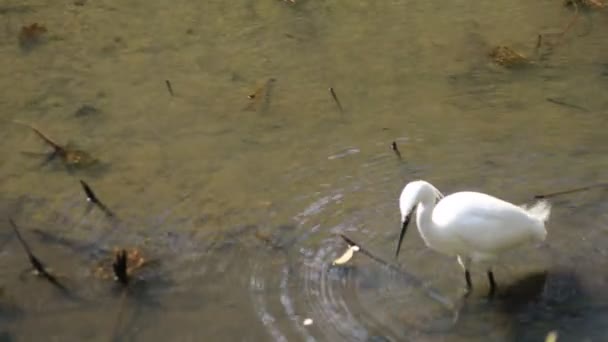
[448,270,608,342]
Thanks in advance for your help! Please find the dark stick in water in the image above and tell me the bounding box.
[329,87,344,113]
[338,234,452,309]
[13,120,67,161]
[80,180,115,217]
[8,218,68,292]
[165,80,174,96]
[12,120,96,168]
[536,34,543,49]
[546,97,588,112]
[534,183,608,199]
[391,141,402,159]
[113,249,130,286]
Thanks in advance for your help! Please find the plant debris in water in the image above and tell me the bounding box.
[332,244,360,265]
[80,180,115,217]
[546,97,589,112]
[391,141,402,159]
[565,0,605,9]
[165,80,175,96]
[19,23,47,50]
[113,250,130,286]
[94,248,147,284]
[245,78,276,111]
[329,87,344,113]
[13,120,97,169]
[74,104,99,117]
[489,46,530,68]
[8,218,68,291]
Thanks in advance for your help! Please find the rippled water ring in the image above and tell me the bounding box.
[247,144,459,340]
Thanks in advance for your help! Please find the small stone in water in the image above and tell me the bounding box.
[303,318,313,326]
[74,104,99,117]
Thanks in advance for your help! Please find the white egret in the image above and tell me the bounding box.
[395,180,551,295]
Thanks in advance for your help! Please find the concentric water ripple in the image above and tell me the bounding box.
[246,143,460,341]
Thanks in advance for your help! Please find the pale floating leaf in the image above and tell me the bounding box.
[332,245,359,265]
[545,331,558,342]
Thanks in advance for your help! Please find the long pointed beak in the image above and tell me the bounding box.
[395,212,412,258]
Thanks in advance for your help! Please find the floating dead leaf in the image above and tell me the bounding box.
[332,245,360,265]
[94,247,148,281]
[19,23,47,49]
[489,46,530,68]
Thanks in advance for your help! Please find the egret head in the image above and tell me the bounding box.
[395,180,444,258]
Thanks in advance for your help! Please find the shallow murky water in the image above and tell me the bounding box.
[1,0,608,341]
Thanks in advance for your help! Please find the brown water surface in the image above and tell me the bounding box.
[1,0,608,341]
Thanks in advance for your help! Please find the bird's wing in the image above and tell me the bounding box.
[434,193,534,254]
[455,213,527,253]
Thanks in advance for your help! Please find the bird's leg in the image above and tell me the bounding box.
[487,270,496,297]
[458,256,473,296]
[465,270,472,292]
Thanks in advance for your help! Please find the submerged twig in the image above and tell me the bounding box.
[534,183,608,199]
[12,120,96,169]
[80,180,115,217]
[165,80,174,97]
[8,218,68,292]
[546,97,588,112]
[534,34,544,58]
[391,141,402,159]
[338,234,453,309]
[329,87,344,113]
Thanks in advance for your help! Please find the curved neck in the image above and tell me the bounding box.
[416,199,441,246]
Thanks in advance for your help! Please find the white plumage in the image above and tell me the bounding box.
[395,180,551,295]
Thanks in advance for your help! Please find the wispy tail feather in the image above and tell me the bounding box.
[522,200,552,223]
[519,200,550,242]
